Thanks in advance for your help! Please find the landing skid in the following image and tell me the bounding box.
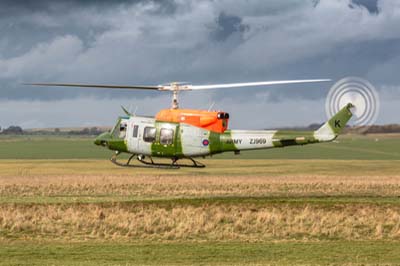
[110,152,205,169]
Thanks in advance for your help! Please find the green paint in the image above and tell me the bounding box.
[106,140,128,152]
[327,103,354,135]
[209,131,222,154]
[94,132,111,146]
[207,130,238,154]
[272,130,317,147]
[219,130,238,153]
[151,121,183,158]
[94,117,128,153]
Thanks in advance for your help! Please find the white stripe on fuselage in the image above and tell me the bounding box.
[229,130,277,150]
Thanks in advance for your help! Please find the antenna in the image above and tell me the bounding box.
[121,106,132,116]
[133,106,138,116]
[208,102,215,112]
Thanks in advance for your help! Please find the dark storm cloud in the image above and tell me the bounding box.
[350,0,380,14]
[0,0,176,14]
[1,0,399,101]
[0,0,177,57]
[314,0,380,13]
[210,12,249,42]
[0,0,180,100]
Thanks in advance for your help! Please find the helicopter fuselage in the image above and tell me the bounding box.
[94,104,353,166]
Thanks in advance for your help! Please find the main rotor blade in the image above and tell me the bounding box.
[25,79,331,91]
[25,83,160,90]
[189,79,331,90]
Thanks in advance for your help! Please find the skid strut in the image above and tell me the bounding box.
[110,152,205,169]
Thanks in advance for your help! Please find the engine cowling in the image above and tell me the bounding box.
[155,109,229,133]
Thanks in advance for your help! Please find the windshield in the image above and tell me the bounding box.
[111,117,129,139]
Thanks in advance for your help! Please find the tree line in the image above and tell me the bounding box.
[344,124,400,134]
[0,126,107,136]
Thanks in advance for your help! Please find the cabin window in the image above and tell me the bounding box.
[133,125,139,138]
[143,127,156,143]
[160,128,174,145]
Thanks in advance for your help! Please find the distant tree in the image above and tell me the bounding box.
[81,128,90,135]
[2,126,23,135]
[54,128,60,134]
[344,124,400,134]
[89,127,99,135]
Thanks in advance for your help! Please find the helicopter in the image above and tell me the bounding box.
[28,80,354,169]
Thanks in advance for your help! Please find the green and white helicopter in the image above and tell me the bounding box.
[29,80,354,169]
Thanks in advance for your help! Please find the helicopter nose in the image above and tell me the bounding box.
[94,132,111,146]
[94,138,103,146]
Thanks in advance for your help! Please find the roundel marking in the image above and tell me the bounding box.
[202,139,209,146]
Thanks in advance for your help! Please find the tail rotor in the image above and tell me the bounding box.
[325,77,379,127]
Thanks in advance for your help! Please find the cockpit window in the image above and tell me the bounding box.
[119,122,127,138]
[160,128,174,145]
[143,127,156,143]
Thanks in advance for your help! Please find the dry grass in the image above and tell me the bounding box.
[1,203,400,242]
[1,159,400,243]
[0,160,400,201]
[1,159,400,177]
[1,172,400,200]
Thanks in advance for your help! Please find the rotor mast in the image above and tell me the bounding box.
[167,82,190,109]
[171,83,180,109]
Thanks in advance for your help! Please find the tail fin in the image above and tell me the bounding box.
[314,103,354,142]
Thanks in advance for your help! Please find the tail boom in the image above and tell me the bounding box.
[215,103,354,154]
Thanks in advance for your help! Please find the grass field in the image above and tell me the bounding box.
[0,133,399,160]
[0,134,400,265]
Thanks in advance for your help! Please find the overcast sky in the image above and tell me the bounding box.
[0,0,399,129]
